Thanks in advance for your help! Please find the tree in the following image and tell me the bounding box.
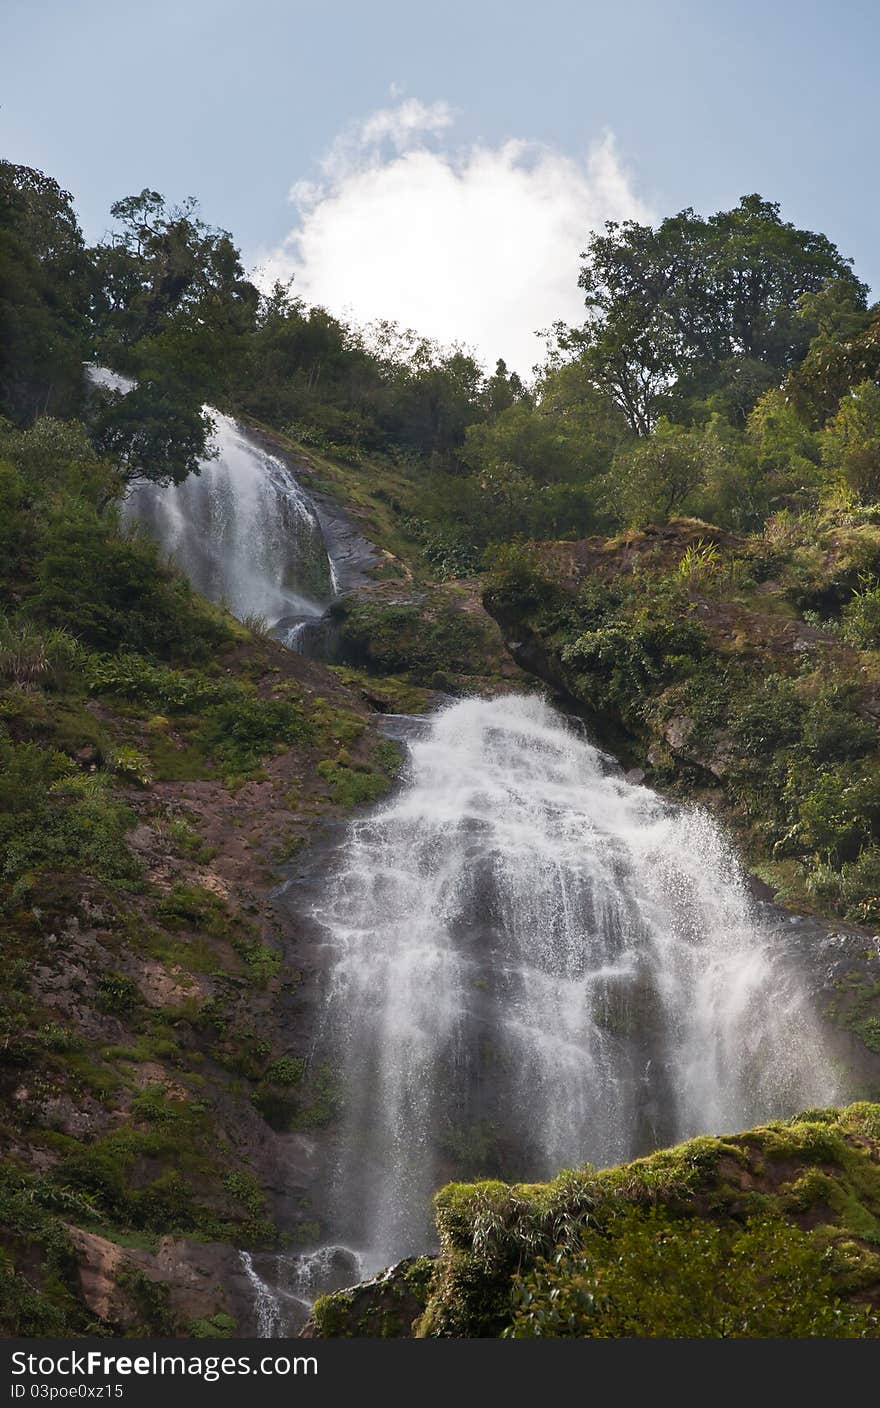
[0,162,91,423]
[90,189,259,400]
[571,197,867,434]
[786,305,880,427]
[820,381,880,502]
[88,380,215,494]
[606,418,705,524]
[481,359,528,419]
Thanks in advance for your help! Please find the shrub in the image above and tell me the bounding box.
[841,578,880,649]
[30,505,230,660]
[731,675,805,756]
[790,765,880,863]
[194,693,311,775]
[820,382,880,502]
[0,614,78,691]
[506,1208,876,1338]
[0,736,140,891]
[264,1055,305,1085]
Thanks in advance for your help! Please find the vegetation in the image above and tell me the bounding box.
[484,517,880,925]
[310,1105,880,1337]
[4,149,880,1337]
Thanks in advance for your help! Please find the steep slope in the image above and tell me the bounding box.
[0,596,402,1335]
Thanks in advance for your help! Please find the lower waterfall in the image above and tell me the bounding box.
[311,693,840,1275]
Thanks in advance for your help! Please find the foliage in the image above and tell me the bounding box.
[0,733,140,893]
[88,379,216,490]
[332,598,490,684]
[506,1208,874,1337]
[312,1107,880,1337]
[567,196,866,434]
[29,504,232,659]
[841,576,880,648]
[821,382,880,502]
[0,615,77,689]
[0,162,90,425]
[605,418,706,523]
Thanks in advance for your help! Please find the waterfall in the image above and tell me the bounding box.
[239,1252,287,1338]
[238,1247,363,1336]
[86,365,335,634]
[312,693,840,1274]
[123,415,333,626]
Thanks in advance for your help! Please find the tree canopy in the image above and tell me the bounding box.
[566,195,868,434]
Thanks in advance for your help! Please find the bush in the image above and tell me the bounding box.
[731,675,805,755]
[0,735,140,891]
[0,615,78,690]
[791,765,880,863]
[30,505,230,660]
[841,578,880,648]
[820,382,880,502]
[506,1208,875,1338]
[194,692,311,775]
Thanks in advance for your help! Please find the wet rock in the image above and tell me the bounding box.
[300,1256,435,1338]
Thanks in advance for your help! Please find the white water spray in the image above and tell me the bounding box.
[124,414,332,624]
[314,694,839,1273]
[86,365,335,632]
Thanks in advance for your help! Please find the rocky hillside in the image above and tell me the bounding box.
[0,474,406,1334]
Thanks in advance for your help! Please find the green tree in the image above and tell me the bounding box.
[0,162,91,422]
[91,189,259,401]
[88,380,215,493]
[605,417,705,523]
[481,358,528,419]
[820,381,880,502]
[786,306,880,427]
[570,197,866,434]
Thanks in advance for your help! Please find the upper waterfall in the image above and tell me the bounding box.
[312,693,841,1273]
[124,412,333,627]
[86,365,338,638]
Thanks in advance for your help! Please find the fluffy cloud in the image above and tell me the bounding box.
[261,101,652,377]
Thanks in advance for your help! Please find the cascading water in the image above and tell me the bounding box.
[312,693,840,1275]
[86,365,336,637]
[83,364,846,1320]
[124,415,333,628]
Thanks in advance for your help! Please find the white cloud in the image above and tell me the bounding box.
[358,97,455,151]
[261,102,652,377]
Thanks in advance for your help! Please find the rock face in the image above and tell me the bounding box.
[66,1227,257,1335]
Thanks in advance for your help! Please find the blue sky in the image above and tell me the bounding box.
[4,0,878,371]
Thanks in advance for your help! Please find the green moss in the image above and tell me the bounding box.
[310,1257,435,1338]
[189,1311,236,1338]
[311,1105,880,1338]
[506,1209,876,1338]
[329,666,430,715]
[317,736,401,808]
[331,596,492,686]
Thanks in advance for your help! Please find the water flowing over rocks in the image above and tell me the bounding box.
[301,693,845,1275]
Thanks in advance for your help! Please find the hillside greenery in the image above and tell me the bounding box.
[3,154,880,1336]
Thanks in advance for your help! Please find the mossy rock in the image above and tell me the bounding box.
[303,1257,435,1338]
[307,1104,880,1338]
